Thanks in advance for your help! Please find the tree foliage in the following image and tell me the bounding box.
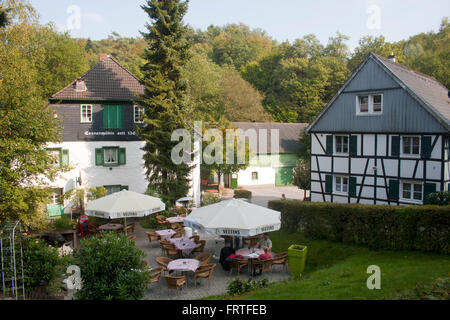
[0,1,64,225]
[137,0,193,206]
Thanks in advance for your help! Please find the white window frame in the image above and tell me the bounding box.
[134,105,144,123]
[400,180,423,203]
[80,104,93,123]
[334,175,349,195]
[335,135,349,154]
[75,80,87,93]
[104,148,118,165]
[401,136,421,157]
[356,94,383,115]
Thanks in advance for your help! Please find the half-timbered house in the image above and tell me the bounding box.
[306,53,450,205]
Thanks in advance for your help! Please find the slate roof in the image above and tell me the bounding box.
[231,122,308,154]
[373,53,450,128]
[51,55,145,101]
[307,53,450,133]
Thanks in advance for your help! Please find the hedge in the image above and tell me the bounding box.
[269,200,450,254]
[234,189,252,200]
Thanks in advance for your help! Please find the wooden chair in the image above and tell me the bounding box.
[171,231,183,239]
[148,267,163,292]
[194,253,212,267]
[271,252,289,273]
[126,222,136,233]
[192,240,206,253]
[142,260,149,269]
[194,264,216,287]
[155,257,172,275]
[252,259,274,275]
[159,239,172,254]
[165,275,186,296]
[229,258,248,275]
[163,244,181,259]
[127,235,136,245]
[169,222,182,230]
[123,225,134,234]
[146,231,160,244]
[156,216,168,226]
[189,235,200,243]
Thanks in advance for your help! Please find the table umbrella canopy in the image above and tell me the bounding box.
[85,190,165,219]
[184,198,281,237]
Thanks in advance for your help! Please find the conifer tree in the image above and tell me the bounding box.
[137,0,192,205]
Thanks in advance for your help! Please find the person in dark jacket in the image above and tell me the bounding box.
[219,241,236,271]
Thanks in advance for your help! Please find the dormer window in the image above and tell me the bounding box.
[75,79,87,92]
[357,94,383,115]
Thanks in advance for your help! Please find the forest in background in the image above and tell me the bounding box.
[2,0,449,124]
[80,18,450,123]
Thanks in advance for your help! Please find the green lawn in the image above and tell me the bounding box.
[208,230,450,300]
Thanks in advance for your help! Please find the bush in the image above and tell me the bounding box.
[53,216,75,231]
[139,210,174,229]
[426,192,450,206]
[269,200,450,254]
[73,232,150,300]
[202,192,222,206]
[234,189,252,200]
[22,238,60,290]
[227,277,269,296]
[388,277,449,300]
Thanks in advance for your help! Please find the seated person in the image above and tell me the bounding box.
[257,233,273,251]
[253,247,272,275]
[219,241,236,271]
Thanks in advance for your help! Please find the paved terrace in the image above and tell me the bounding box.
[133,222,292,300]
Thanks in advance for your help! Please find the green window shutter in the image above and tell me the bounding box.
[95,148,104,166]
[61,149,69,167]
[118,148,126,165]
[388,180,399,201]
[326,135,333,155]
[103,105,109,129]
[391,136,400,156]
[423,183,436,204]
[349,135,358,157]
[325,175,333,193]
[421,136,432,159]
[117,105,123,129]
[349,177,357,196]
[120,185,129,191]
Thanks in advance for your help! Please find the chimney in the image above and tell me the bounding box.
[100,54,112,61]
[388,52,396,63]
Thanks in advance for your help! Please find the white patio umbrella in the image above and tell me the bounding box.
[85,190,166,233]
[184,198,281,238]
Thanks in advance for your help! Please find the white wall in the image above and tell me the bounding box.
[238,166,276,186]
[46,141,200,211]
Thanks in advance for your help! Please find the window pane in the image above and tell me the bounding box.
[359,96,369,112]
[402,183,411,199]
[413,184,422,200]
[412,137,420,154]
[343,136,349,153]
[403,137,411,154]
[104,149,118,164]
[342,178,348,192]
[373,95,382,112]
[336,177,341,192]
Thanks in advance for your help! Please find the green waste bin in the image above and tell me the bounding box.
[288,245,307,276]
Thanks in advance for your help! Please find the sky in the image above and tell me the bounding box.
[29,0,449,50]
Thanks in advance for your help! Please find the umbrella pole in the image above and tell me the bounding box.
[124,217,127,236]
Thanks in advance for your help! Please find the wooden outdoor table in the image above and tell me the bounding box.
[99,223,123,231]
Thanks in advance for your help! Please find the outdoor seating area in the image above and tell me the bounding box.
[71,192,291,300]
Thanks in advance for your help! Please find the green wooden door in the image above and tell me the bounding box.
[276,167,294,186]
[230,173,238,189]
[47,204,64,217]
